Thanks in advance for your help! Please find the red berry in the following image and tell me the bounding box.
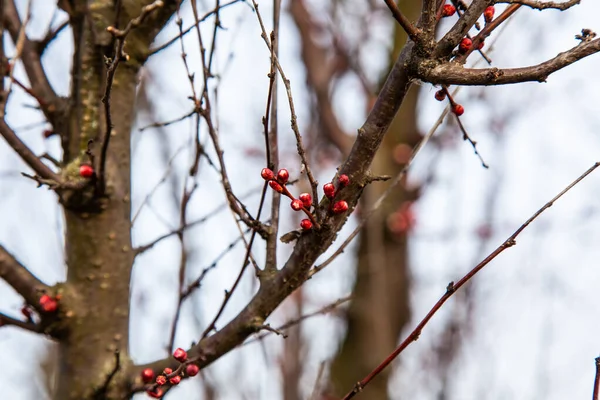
[163,368,173,375]
[338,174,349,187]
[483,6,495,23]
[156,375,167,386]
[452,104,465,116]
[173,348,187,362]
[186,364,199,376]
[169,375,181,385]
[477,40,485,50]
[261,168,274,181]
[39,294,51,305]
[147,388,164,398]
[276,169,289,184]
[323,183,335,199]
[300,219,313,230]
[459,38,472,53]
[42,299,58,313]
[332,200,349,214]
[434,90,446,101]
[141,368,155,383]
[79,164,94,178]
[269,180,283,193]
[299,193,312,208]
[442,4,456,17]
[291,199,303,211]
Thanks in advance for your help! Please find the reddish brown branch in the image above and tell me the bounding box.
[0,245,50,311]
[342,162,600,399]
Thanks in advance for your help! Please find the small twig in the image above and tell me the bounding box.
[37,20,69,54]
[258,323,287,338]
[133,186,262,254]
[252,0,319,207]
[496,0,581,11]
[139,109,195,132]
[181,231,249,299]
[383,0,421,43]
[342,162,600,399]
[0,245,51,312]
[243,295,352,346]
[0,311,41,333]
[147,0,245,56]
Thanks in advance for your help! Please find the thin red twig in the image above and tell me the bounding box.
[342,162,600,399]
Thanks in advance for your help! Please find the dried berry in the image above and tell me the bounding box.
[434,90,446,101]
[169,375,182,385]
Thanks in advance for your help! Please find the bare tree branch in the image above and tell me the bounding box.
[419,37,600,85]
[0,311,42,333]
[496,0,581,10]
[0,120,62,181]
[0,245,50,310]
[383,0,421,42]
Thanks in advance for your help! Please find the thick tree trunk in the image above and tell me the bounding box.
[50,1,177,397]
[56,62,138,400]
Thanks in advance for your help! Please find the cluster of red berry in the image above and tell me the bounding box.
[142,348,199,398]
[261,168,351,230]
[436,4,497,115]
